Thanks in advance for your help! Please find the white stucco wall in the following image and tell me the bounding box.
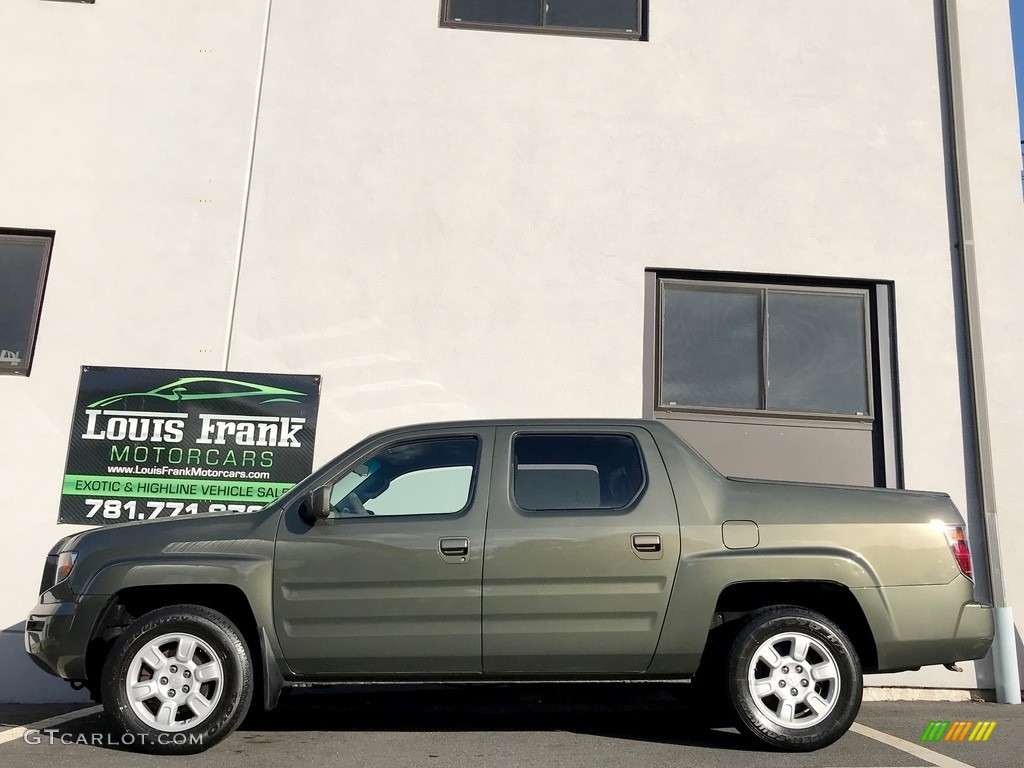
[0,0,267,700]
[0,0,1020,701]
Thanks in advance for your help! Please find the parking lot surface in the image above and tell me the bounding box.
[1,686,1019,768]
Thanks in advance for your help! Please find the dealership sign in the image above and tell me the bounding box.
[60,366,321,524]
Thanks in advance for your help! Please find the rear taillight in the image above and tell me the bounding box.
[944,526,973,581]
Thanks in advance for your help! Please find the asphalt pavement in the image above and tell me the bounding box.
[0,685,1020,768]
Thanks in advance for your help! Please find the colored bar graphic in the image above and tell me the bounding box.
[945,721,971,741]
[922,720,996,742]
[968,721,997,741]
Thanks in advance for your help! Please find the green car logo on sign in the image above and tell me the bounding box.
[88,376,306,408]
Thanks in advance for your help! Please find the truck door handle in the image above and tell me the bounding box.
[439,537,470,557]
[632,534,661,553]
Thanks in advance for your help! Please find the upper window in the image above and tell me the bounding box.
[0,230,54,377]
[443,1,644,40]
[659,280,871,417]
[512,433,645,511]
[328,437,479,518]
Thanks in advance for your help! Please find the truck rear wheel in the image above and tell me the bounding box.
[726,606,862,751]
[100,604,252,754]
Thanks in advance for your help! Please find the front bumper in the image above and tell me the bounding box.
[25,594,108,681]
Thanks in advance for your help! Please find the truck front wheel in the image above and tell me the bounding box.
[726,606,862,751]
[100,604,253,754]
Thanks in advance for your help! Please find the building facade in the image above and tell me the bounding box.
[1,0,1022,701]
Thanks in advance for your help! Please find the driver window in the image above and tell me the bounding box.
[327,436,479,518]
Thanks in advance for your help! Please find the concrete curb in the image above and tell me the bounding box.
[863,686,980,702]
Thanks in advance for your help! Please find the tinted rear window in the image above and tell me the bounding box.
[512,434,645,511]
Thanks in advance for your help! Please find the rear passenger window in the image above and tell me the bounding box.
[512,434,645,511]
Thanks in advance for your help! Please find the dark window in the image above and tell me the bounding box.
[329,437,479,518]
[0,230,54,377]
[659,281,871,417]
[447,0,540,26]
[764,292,869,414]
[661,286,762,410]
[512,433,645,511]
[648,272,901,489]
[443,0,644,39]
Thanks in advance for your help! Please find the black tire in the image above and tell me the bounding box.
[100,604,253,755]
[726,606,862,751]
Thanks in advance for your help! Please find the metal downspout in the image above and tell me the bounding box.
[223,0,273,371]
[939,0,1020,704]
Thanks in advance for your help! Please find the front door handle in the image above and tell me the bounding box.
[632,533,661,553]
[439,537,470,558]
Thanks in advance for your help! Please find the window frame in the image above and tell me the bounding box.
[324,435,483,521]
[509,431,649,513]
[440,0,647,42]
[0,228,54,377]
[656,277,875,422]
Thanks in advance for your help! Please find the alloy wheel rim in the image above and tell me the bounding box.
[125,632,224,732]
[745,630,841,729]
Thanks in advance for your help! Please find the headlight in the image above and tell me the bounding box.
[55,551,78,584]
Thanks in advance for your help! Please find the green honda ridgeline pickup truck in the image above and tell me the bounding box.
[26,420,993,754]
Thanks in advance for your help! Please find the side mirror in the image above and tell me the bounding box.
[307,486,331,521]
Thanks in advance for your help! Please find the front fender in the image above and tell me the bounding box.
[84,554,276,637]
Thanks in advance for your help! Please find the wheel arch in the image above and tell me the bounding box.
[86,584,268,704]
[711,581,878,673]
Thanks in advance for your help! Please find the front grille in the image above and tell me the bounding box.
[39,556,57,595]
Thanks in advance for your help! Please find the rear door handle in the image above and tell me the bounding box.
[439,537,470,558]
[632,533,661,553]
